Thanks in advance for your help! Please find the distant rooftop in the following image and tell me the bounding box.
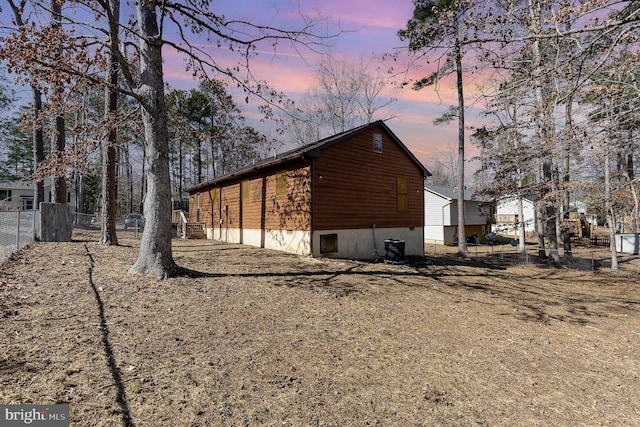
[425,185,490,202]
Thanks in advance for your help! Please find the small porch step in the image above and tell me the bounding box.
[185,223,206,239]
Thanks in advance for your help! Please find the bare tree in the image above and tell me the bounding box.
[2,0,332,277]
[6,0,45,209]
[99,0,120,245]
[425,145,458,188]
[122,2,333,277]
[286,54,398,145]
[49,0,67,204]
[398,0,482,256]
[473,81,533,254]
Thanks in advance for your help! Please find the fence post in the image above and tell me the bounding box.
[33,208,37,241]
[16,210,21,250]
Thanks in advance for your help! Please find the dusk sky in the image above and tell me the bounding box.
[162,0,477,170]
[0,0,480,172]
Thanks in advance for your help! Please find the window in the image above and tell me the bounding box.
[373,133,382,153]
[241,180,250,201]
[276,171,287,196]
[21,196,34,211]
[397,177,408,212]
[0,189,10,201]
[195,193,201,223]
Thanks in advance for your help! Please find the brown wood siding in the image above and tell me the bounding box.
[190,165,312,235]
[264,167,311,231]
[220,183,241,228]
[312,125,424,230]
[209,188,220,231]
[242,177,265,229]
[199,190,213,227]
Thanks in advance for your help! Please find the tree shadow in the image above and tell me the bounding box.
[84,244,135,427]
[407,263,640,325]
[170,241,639,326]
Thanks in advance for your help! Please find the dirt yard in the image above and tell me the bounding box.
[1,230,639,426]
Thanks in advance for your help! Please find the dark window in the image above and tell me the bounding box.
[195,193,201,223]
[373,133,382,153]
[21,196,34,210]
[320,234,338,253]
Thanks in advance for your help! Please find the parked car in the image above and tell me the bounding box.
[124,213,144,230]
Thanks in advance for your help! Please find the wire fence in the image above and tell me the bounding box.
[423,238,625,273]
[0,210,102,265]
[72,212,99,230]
[0,210,37,264]
[424,239,533,261]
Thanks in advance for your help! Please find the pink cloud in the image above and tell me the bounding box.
[159,1,488,180]
[289,0,415,31]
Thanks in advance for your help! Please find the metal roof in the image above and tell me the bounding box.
[424,185,490,202]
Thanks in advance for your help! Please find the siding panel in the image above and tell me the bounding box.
[221,183,241,229]
[265,167,311,231]
[312,125,424,231]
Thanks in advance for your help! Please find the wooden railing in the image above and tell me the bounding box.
[172,210,188,238]
[185,222,206,239]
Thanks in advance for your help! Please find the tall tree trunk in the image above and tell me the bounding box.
[33,88,45,208]
[561,0,574,263]
[529,0,548,260]
[177,139,184,205]
[623,136,638,233]
[100,0,120,245]
[129,0,179,278]
[195,138,203,183]
[140,146,146,214]
[562,101,573,262]
[50,0,67,204]
[517,196,526,252]
[535,167,546,259]
[512,108,526,254]
[50,0,66,204]
[545,162,560,266]
[126,148,133,213]
[605,148,619,273]
[543,73,559,265]
[455,37,467,256]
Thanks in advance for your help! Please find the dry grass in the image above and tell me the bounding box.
[1,229,639,426]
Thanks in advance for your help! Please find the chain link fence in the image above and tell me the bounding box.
[0,210,37,264]
[72,212,98,230]
[0,211,101,264]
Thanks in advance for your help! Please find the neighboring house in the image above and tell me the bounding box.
[0,177,77,211]
[186,121,430,260]
[495,196,537,235]
[497,197,599,237]
[0,178,48,210]
[424,185,493,245]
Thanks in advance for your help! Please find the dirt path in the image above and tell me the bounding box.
[1,230,639,426]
